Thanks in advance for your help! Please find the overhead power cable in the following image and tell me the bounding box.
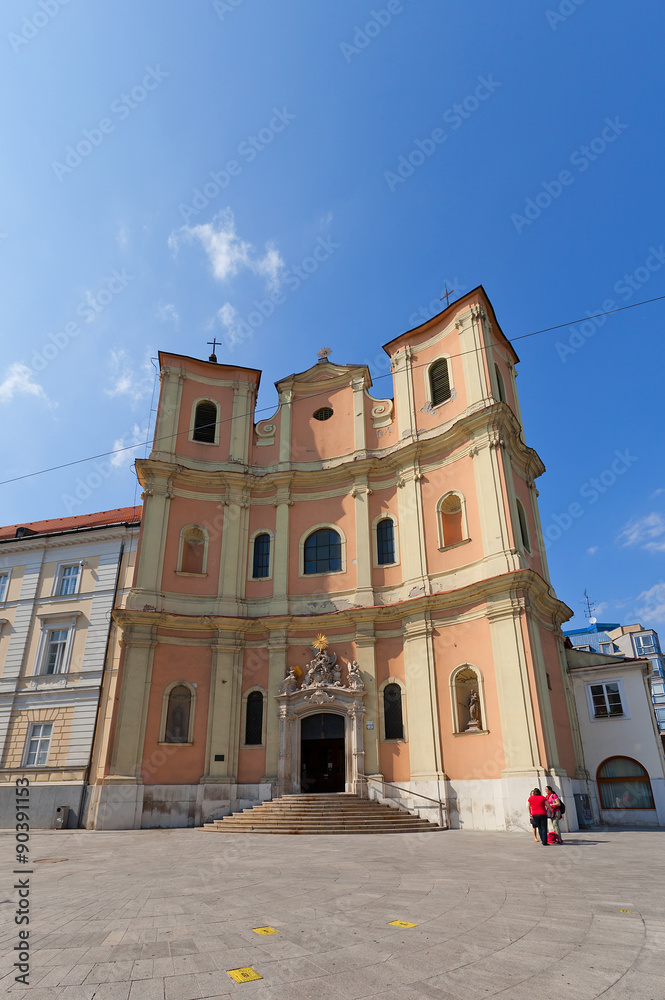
[2,292,664,488]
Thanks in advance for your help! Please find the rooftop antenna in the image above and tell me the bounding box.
[207,338,220,363]
[582,589,598,623]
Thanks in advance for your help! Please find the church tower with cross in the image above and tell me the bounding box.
[85,286,584,832]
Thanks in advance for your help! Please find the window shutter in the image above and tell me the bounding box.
[430,359,451,406]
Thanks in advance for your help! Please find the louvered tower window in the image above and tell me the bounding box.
[429,359,451,406]
[193,400,218,443]
[245,691,264,745]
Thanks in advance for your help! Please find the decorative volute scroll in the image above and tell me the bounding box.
[368,395,394,429]
[256,422,276,447]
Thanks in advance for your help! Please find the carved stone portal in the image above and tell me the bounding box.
[276,640,366,795]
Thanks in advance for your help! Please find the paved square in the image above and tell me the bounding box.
[2,828,664,999]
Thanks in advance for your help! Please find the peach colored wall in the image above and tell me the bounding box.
[512,474,545,578]
[251,409,281,466]
[288,494,357,594]
[409,327,468,435]
[141,642,211,785]
[432,613,506,779]
[539,628,578,776]
[363,392,396,451]
[237,748,266,783]
[161,498,221,596]
[421,453,484,573]
[375,635,410,782]
[289,386,356,462]
[369,488,402,588]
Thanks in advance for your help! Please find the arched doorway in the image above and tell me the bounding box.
[300,713,345,793]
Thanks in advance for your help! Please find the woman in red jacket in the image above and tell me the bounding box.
[528,788,549,845]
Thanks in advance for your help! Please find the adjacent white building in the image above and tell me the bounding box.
[0,507,140,827]
[566,642,665,827]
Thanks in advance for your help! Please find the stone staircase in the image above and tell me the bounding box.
[202,792,442,834]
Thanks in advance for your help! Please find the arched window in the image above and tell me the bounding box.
[179,526,206,574]
[451,665,484,733]
[192,400,218,443]
[252,533,271,578]
[597,757,655,809]
[494,364,506,403]
[438,493,467,548]
[245,691,264,746]
[429,358,452,406]
[304,528,342,575]
[376,518,395,565]
[164,685,192,743]
[383,683,404,740]
[516,499,531,552]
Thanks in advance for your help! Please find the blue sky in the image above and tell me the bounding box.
[1,0,664,630]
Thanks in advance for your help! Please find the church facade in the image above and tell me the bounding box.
[86,286,586,832]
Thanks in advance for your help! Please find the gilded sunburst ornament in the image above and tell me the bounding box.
[312,634,329,652]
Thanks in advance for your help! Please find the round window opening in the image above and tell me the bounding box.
[313,407,333,421]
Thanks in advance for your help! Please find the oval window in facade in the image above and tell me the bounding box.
[313,407,333,421]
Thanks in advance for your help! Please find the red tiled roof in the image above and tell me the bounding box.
[0,506,141,541]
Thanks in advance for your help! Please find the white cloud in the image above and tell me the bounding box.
[651,488,665,498]
[168,209,284,291]
[156,302,179,326]
[618,512,665,552]
[0,363,48,404]
[634,583,665,625]
[105,350,154,403]
[116,224,129,250]
[217,302,244,349]
[587,546,598,555]
[110,423,148,469]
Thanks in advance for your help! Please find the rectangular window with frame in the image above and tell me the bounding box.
[57,565,80,596]
[42,628,69,675]
[590,681,624,718]
[635,634,658,655]
[23,722,52,766]
[0,572,9,602]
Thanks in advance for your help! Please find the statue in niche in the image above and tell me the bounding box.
[279,668,299,695]
[347,660,365,690]
[465,689,482,731]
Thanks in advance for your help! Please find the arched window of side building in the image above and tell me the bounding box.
[597,757,655,809]
[192,399,218,443]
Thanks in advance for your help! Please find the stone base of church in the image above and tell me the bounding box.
[367,774,583,833]
[83,781,273,830]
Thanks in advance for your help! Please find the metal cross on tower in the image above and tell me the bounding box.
[440,286,455,308]
[207,338,221,363]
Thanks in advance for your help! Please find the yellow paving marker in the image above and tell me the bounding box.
[619,909,631,913]
[252,926,279,935]
[227,967,263,983]
[388,920,418,928]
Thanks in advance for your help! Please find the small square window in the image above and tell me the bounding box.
[57,565,80,596]
[23,722,52,766]
[589,681,624,718]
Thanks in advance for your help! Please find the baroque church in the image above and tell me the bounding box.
[86,285,584,832]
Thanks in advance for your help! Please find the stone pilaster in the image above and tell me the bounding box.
[390,346,416,440]
[262,629,289,782]
[152,367,185,461]
[229,380,255,464]
[352,476,373,606]
[354,625,380,777]
[201,631,243,782]
[403,615,444,781]
[278,389,293,465]
[108,623,157,780]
